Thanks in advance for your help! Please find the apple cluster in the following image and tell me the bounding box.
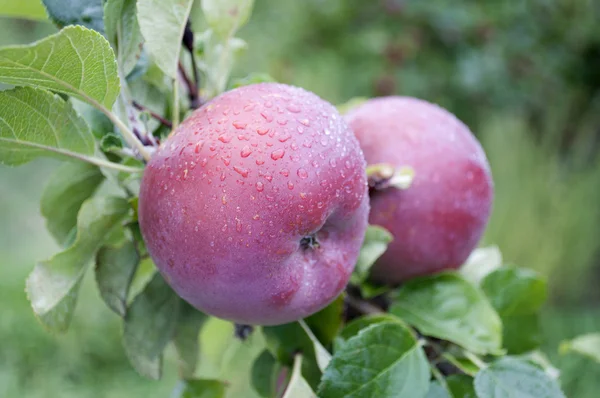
[138,83,493,325]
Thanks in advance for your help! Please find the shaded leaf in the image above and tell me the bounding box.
[481,266,547,354]
[41,161,104,246]
[42,0,105,33]
[173,301,208,378]
[351,225,393,285]
[304,294,344,347]
[251,350,283,398]
[441,353,479,377]
[390,272,503,355]
[0,25,120,109]
[298,320,331,373]
[474,357,566,398]
[446,375,476,398]
[26,196,130,332]
[104,0,144,76]
[0,87,95,166]
[100,133,124,152]
[123,272,180,379]
[282,354,316,398]
[95,240,139,316]
[137,0,194,78]
[129,78,167,133]
[318,322,430,398]
[460,246,502,285]
[560,333,600,363]
[127,255,157,302]
[481,266,547,315]
[201,0,254,39]
[502,314,543,354]
[262,322,321,390]
[172,379,227,398]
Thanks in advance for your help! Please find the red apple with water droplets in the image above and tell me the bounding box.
[345,97,493,283]
[139,83,369,325]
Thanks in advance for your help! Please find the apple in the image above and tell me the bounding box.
[345,96,493,283]
[138,83,369,325]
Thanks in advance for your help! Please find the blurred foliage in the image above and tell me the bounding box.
[1,0,600,396]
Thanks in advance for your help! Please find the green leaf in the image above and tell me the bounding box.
[338,313,404,344]
[446,375,476,398]
[95,240,139,316]
[425,381,451,398]
[123,272,180,379]
[70,99,114,138]
[519,351,560,380]
[298,320,331,373]
[481,266,547,354]
[282,354,316,398]
[173,301,208,378]
[42,0,105,33]
[460,246,502,285]
[26,196,130,332]
[172,379,227,398]
[129,78,167,133]
[502,314,543,354]
[481,266,547,315]
[560,333,600,363]
[199,30,247,97]
[304,294,344,347]
[104,0,144,76]
[41,162,104,246]
[127,256,157,302]
[137,0,194,78]
[100,133,124,152]
[262,322,321,390]
[390,273,503,355]
[318,322,430,398]
[441,353,479,377]
[0,0,48,20]
[201,0,254,39]
[351,225,393,285]
[0,87,95,166]
[474,357,566,398]
[0,25,120,109]
[251,350,283,398]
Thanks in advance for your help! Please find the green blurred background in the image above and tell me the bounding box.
[1,0,600,396]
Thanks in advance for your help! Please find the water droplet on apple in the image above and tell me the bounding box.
[240,146,252,158]
[271,149,285,160]
[297,168,308,179]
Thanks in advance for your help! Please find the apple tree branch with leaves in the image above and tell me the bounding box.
[0,1,596,397]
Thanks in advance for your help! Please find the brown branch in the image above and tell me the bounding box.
[132,101,172,129]
[345,295,385,315]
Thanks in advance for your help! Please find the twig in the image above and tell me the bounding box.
[178,62,201,108]
[345,295,385,315]
[132,101,173,129]
[182,21,202,108]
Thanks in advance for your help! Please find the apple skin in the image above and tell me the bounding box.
[139,83,369,325]
[345,96,493,283]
